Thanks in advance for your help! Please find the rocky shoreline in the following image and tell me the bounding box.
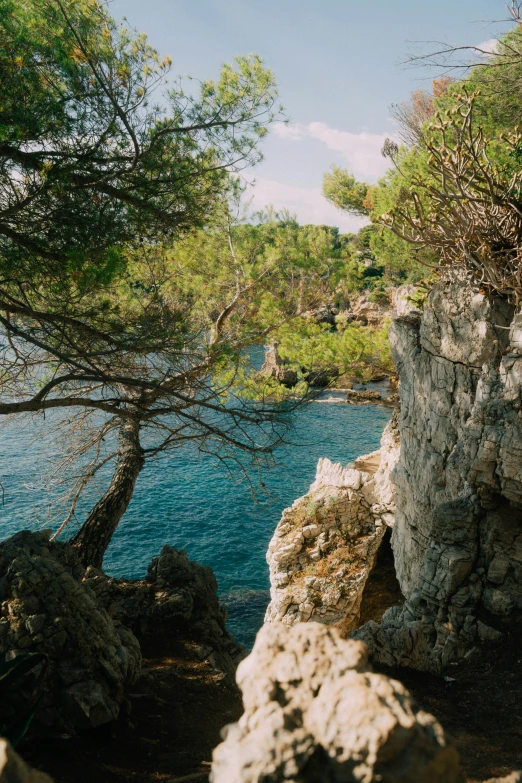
[2,277,522,781]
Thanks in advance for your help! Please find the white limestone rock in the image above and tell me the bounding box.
[210,622,464,783]
[265,416,400,635]
[0,739,53,783]
[355,276,522,672]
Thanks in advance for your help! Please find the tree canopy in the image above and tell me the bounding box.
[321,21,522,297]
[0,0,311,566]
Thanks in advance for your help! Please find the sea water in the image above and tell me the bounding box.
[0,400,390,648]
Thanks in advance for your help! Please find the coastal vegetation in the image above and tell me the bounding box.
[0,0,334,566]
[2,2,522,782]
[323,7,522,305]
[3,0,522,570]
[5,0,522,567]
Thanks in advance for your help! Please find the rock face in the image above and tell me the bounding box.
[341,292,391,327]
[211,622,464,783]
[0,739,53,783]
[259,342,297,388]
[0,530,141,732]
[265,416,399,634]
[356,276,522,671]
[0,532,242,732]
[85,544,245,678]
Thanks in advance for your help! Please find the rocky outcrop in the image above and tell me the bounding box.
[340,292,392,327]
[0,739,53,783]
[0,530,141,732]
[211,622,464,783]
[85,544,245,678]
[259,342,297,388]
[346,388,382,403]
[0,532,242,733]
[356,276,522,672]
[264,415,399,634]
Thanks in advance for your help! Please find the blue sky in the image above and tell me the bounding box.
[113,0,510,231]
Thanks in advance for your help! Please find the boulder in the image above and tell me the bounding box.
[211,622,464,783]
[0,530,141,732]
[0,739,53,783]
[85,545,245,678]
[346,388,382,403]
[302,366,339,388]
[0,532,243,733]
[484,776,522,783]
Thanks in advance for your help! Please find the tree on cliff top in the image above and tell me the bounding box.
[321,18,522,292]
[0,0,332,568]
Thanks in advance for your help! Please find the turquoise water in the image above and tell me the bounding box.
[0,400,390,648]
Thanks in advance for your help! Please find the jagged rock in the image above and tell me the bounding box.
[0,530,141,732]
[0,739,53,782]
[302,366,339,388]
[265,416,400,635]
[346,388,382,403]
[0,533,243,733]
[484,775,522,783]
[210,622,464,783]
[85,545,245,678]
[344,292,392,327]
[355,276,522,672]
[259,343,297,388]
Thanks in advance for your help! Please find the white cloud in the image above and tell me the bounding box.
[271,121,394,181]
[244,176,368,233]
[306,122,391,180]
[477,38,498,54]
[271,122,304,141]
[255,119,396,229]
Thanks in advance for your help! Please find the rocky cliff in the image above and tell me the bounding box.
[264,414,399,634]
[266,275,522,673]
[356,276,522,672]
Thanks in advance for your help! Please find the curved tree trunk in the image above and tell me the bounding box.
[71,417,144,568]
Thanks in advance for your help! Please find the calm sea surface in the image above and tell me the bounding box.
[0,397,390,648]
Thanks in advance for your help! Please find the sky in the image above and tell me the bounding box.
[112,0,511,232]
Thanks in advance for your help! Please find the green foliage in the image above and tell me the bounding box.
[323,165,372,217]
[368,25,522,293]
[0,0,279,291]
[276,319,394,382]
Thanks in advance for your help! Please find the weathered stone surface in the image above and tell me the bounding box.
[0,739,53,782]
[0,533,243,733]
[355,276,522,672]
[85,544,245,678]
[0,530,141,731]
[265,416,400,635]
[484,775,522,783]
[346,388,382,402]
[259,343,297,388]
[211,622,464,783]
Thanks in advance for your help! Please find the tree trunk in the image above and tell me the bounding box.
[70,417,144,568]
